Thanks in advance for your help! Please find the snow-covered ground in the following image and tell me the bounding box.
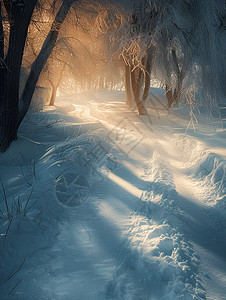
[0,88,225,300]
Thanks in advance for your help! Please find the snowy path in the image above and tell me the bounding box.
[1,90,225,299]
[43,93,225,299]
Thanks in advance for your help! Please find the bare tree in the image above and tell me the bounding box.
[0,0,37,152]
[0,0,77,152]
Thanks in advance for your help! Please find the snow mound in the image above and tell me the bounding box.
[174,135,226,209]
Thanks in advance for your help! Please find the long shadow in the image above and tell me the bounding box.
[139,180,226,261]
[45,159,148,271]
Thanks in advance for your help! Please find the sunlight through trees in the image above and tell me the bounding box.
[0,0,225,151]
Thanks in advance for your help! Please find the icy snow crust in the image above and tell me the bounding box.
[0,89,225,299]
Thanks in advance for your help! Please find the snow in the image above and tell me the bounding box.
[0,88,226,299]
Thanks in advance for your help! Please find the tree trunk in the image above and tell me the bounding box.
[142,70,151,101]
[49,86,57,106]
[48,79,56,106]
[142,51,152,101]
[17,0,75,127]
[0,105,18,152]
[163,49,174,108]
[0,0,37,152]
[49,63,66,106]
[173,85,181,103]
[165,85,174,108]
[131,66,146,115]
[125,63,133,107]
[172,48,183,105]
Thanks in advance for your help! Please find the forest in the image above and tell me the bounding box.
[0,0,226,299]
[0,0,225,152]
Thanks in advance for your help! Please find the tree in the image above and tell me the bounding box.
[114,0,225,112]
[0,0,37,152]
[96,1,160,115]
[0,0,77,152]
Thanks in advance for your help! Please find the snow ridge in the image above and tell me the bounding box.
[173,135,226,232]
